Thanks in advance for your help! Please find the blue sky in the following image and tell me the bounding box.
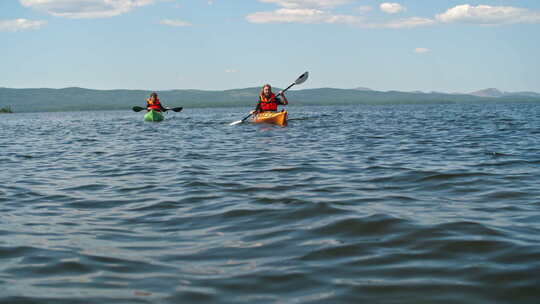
[1,0,539,93]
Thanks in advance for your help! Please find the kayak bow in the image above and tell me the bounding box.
[144,109,164,122]
[252,110,287,127]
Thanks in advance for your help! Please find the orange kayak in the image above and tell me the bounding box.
[252,110,288,127]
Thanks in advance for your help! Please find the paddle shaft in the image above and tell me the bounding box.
[132,106,182,112]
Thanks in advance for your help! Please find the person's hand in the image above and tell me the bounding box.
[250,110,256,114]
[278,90,284,96]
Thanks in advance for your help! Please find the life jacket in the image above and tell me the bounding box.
[147,98,162,111]
[259,93,278,112]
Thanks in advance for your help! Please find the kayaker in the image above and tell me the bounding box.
[252,84,288,114]
[146,92,167,112]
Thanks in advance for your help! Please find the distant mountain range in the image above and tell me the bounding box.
[468,88,540,98]
[1,86,539,112]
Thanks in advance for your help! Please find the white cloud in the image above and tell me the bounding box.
[380,3,405,14]
[19,0,156,19]
[160,19,192,27]
[436,4,540,25]
[354,17,434,29]
[382,17,435,28]
[258,0,353,9]
[225,69,238,73]
[246,8,360,24]
[249,0,359,24]
[414,47,430,54]
[0,18,47,31]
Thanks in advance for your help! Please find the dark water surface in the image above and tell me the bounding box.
[1,104,540,303]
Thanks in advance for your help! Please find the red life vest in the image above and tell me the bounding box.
[147,98,162,111]
[259,93,278,111]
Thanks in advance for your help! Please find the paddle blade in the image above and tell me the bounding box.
[163,106,182,112]
[132,106,145,112]
[230,112,253,125]
[294,71,309,85]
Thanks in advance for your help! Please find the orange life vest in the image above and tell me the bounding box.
[147,98,162,111]
[259,93,278,112]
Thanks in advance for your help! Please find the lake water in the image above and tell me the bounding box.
[1,104,540,303]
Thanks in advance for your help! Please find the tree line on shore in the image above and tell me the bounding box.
[1,87,539,113]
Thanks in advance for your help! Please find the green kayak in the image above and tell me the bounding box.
[144,109,164,122]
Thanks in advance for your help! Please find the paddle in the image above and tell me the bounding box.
[229,71,309,126]
[132,106,183,112]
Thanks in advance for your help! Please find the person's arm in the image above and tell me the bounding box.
[278,92,288,105]
[251,102,261,114]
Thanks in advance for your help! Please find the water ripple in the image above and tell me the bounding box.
[1,105,540,303]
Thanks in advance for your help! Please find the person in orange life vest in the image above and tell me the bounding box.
[251,84,288,114]
[146,92,167,112]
